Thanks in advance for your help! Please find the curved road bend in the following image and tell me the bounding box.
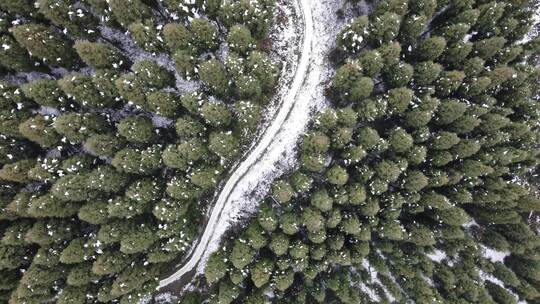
[158,0,314,289]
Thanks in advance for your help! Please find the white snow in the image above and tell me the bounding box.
[480,245,510,263]
[151,115,174,128]
[360,259,384,302]
[479,269,524,303]
[37,106,61,116]
[519,2,540,44]
[427,249,447,263]
[462,218,480,228]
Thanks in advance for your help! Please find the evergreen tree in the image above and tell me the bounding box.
[230,240,255,269]
[205,249,228,284]
[10,24,78,68]
[190,19,219,53]
[36,0,97,38]
[272,180,294,204]
[228,25,255,54]
[59,73,119,108]
[21,79,69,108]
[0,35,35,71]
[163,23,192,52]
[198,59,228,97]
[112,145,163,175]
[54,112,108,143]
[132,60,174,89]
[18,115,60,148]
[117,116,157,143]
[129,21,164,53]
[146,91,181,118]
[209,131,239,160]
[251,258,273,287]
[108,0,151,27]
[74,41,124,69]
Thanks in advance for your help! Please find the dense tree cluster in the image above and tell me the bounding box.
[203,0,540,303]
[0,0,277,303]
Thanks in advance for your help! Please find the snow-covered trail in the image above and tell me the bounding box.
[158,0,313,289]
[158,0,352,290]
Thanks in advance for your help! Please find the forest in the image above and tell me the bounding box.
[0,0,277,303]
[200,0,540,303]
[0,0,539,304]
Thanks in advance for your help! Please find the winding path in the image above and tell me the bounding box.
[158,0,313,289]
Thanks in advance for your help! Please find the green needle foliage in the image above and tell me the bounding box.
[0,0,277,303]
[203,0,540,303]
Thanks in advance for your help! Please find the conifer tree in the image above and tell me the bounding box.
[0,35,35,71]
[10,24,79,68]
[74,41,124,69]
[36,0,97,38]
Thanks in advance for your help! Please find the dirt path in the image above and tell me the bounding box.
[157,0,313,289]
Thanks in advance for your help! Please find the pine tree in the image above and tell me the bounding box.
[74,41,124,69]
[36,0,97,38]
[18,115,60,148]
[208,131,239,160]
[230,240,255,269]
[54,112,108,143]
[21,79,69,108]
[129,21,164,53]
[227,25,255,54]
[117,116,157,143]
[251,258,273,287]
[200,102,232,127]
[10,24,79,68]
[85,133,126,157]
[272,180,294,204]
[0,35,35,71]
[112,146,163,175]
[0,0,37,16]
[132,60,174,89]
[190,19,218,53]
[163,23,192,52]
[108,0,151,27]
[205,249,229,284]
[198,59,229,97]
[59,73,119,108]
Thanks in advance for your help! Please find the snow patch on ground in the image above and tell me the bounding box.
[151,115,174,128]
[149,292,174,304]
[359,282,380,302]
[37,106,61,116]
[520,2,540,44]
[462,218,480,228]
[360,259,383,302]
[479,269,524,303]
[427,249,447,263]
[480,245,510,263]
[0,71,53,85]
[362,258,378,281]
